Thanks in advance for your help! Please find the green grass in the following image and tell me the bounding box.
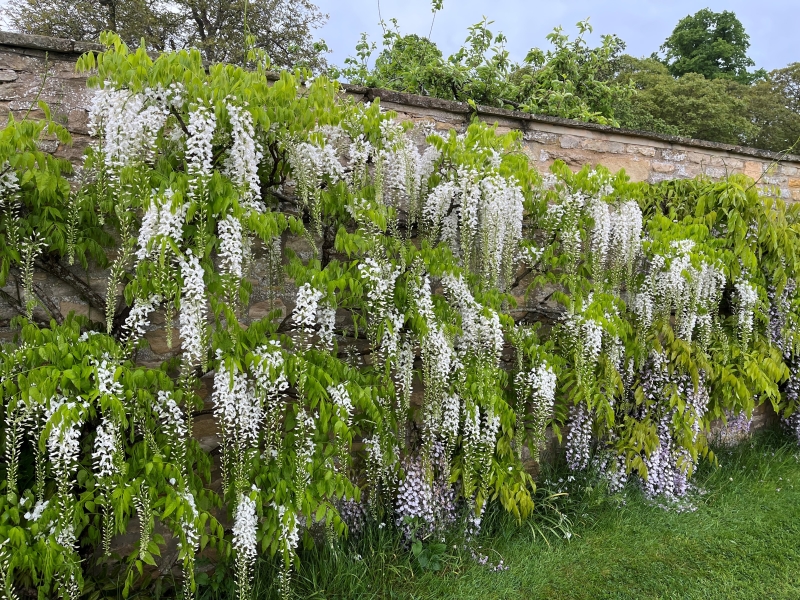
[239,431,800,600]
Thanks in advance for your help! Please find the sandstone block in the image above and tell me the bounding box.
[600,156,651,182]
[744,161,764,180]
[652,161,676,174]
[661,149,686,162]
[559,135,582,149]
[704,166,728,179]
[248,298,287,321]
[59,300,104,322]
[192,413,221,452]
[580,139,610,153]
[780,165,800,177]
[523,130,558,144]
[626,144,656,157]
[144,328,182,355]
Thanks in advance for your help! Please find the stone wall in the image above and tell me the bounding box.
[2,30,800,198]
[0,31,784,433]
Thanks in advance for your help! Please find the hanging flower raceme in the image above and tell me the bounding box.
[641,241,725,342]
[327,383,354,426]
[565,403,593,472]
[273,502,300,599]
[358,257,403,358]
[92,417,119,556]
[186,105,216,181]
[178,251,208,369]
[515,362,557,461]
[609,200,643,285]
[153,390,189,472]
[232,492,259,600]
[293,282,331,349]
[88,86,171,169]
[135,188,188,264]
[589,199,611,282]
[734,279,759,349]
[442,274,503,363]
[224,102,263,212]
[251,341,289,452]
[213,362,261,494]
[121,294,161,344]
[218,214,245,278]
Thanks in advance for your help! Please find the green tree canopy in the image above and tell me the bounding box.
[3,0,329,68]
[658,8,760,83]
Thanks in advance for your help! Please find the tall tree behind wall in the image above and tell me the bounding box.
[3,0,329,69]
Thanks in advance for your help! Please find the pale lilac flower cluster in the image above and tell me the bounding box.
[336,496,366,537]
[715,409,753,447]
[442,274,503,363]
[92,419,119,480]
[293,282,323,345]
[186,105,216,179]
[734,279,759,348]
[224,102,263,211]
[178,251,207,367]
[565,403,592,472]
[136,188,188,263]
[395,443,458,543]
[89,86,170,169]
[121,294,161,343]
[218,214,245,278]
[637,353,710,502]
[327,383,353,426]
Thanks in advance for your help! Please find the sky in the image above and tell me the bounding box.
[313,0,799,72]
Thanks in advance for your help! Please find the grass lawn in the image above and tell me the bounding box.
[246,431,800,600]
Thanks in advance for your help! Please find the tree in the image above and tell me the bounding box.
[3,0,329,69]
[658,9,761,83]
[771,63,800,113]
[614,56,800,152]
[614,56,756,144]
[738,65,800,152]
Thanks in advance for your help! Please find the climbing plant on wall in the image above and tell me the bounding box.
[2,32,800,600]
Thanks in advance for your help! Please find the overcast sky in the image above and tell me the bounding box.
[313,0,798,72]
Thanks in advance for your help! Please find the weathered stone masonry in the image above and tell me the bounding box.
[2,30,800,197]
[0,31,781,438]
